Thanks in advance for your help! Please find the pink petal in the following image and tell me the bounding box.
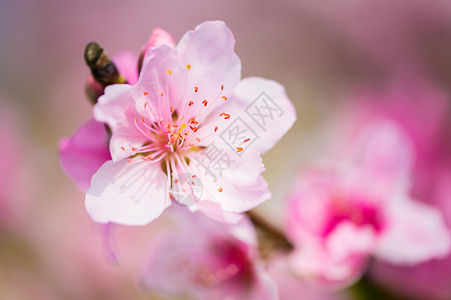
[285,166,340,241]
[94,84,146,162]
[144,27,175,49]
[289,222,374,288]
[189,147,270,214]
[227,77,297,154]
[99,222,118,264]
[85,159,170,225]
[246,269,279,300]
[134,45,186,115]
[196,201,243,224]
[375,198,451,264]
[176,21,241,101]
[113,51,139,85]
[353,121,415,195]
[268,255,349,300]
[58,119,110,191]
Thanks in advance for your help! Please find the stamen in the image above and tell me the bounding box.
[134,117,159,141]
[220,113,230,119]
[194,87,198,93]
[236,147,243,152]
[185,64,191,70]
[189,101,194,106]
[221,84,224,90]
[167,70,172,75]
[218,187,223,192]
[202,100,208,106]
[222,96,227,101]
[244,138,250,143]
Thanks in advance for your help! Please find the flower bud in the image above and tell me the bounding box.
[84,42,126,103]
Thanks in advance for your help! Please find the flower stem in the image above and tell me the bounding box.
[246,210,293,260]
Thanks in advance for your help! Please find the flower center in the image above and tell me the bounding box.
[322,195,384,236]
[120,66,230,200]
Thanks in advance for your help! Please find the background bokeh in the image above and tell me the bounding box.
[1,0,451,299]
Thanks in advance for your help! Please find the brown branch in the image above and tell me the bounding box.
[246,210,294,260]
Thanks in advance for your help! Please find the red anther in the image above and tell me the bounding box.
[236,147,243,152]
[189,101,194,106]
[222,96,227,101]
[194,87,198,93]
[143,91,149,96]
[121,146,125,151]
[202,100,208,106]
[214,126,218,132]
[218,187,223,192]
[244,138,250,143]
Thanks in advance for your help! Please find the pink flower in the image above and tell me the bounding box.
[285,121,450,288]
[85,21,296,225]
[141,210,277,300]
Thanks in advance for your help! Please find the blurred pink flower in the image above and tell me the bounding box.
[341,77,451,300]
[86,21,296,226]
[141,211,277,300]
[285,121,450,288]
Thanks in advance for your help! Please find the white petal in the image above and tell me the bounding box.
[86,160,170,225]
[94,84,146,162]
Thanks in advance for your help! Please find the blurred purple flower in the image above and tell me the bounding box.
[285,121,450,289]
[141,210,277,300]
